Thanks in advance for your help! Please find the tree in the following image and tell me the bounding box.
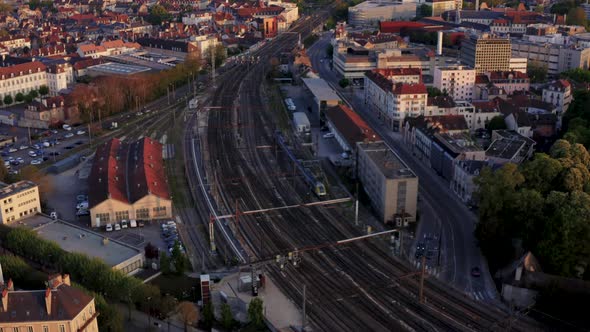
[158,294,178,327]
[202,302,215,329]
[338,78,350,88]
[561,68,590,83]
[3,94,12,106]
[527,61,548,83]
[28,90,39,100]
[171,240,187,275]
[0,158,8,182]
[325,16,336,30]
[220,303,234,330]
[205,44,226,68]
[486,115,506,131]
[247,298,264,329]
[38,85,49,96]
[144,242,159,260]
[550,0,576,15]
[159,251,171,274]
[15,93,24,103]
[416,4,432,18]
[427,86,445,97]
[148,4,171,25]
[177,301,199,332]
[566,7,587,27]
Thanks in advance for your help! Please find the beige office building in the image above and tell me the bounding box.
[460,34,511,73]
[0,274,99,332]
[0,180,41,224]
[357,141,418,226]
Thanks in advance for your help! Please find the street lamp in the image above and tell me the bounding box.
[146,296,152,328]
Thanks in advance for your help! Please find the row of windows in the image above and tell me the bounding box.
[4,206,13,213]
[3,198,12,204]
[18,207,37,217]
[96,206,168,222]
[17,189,36,198]
[0,325,63,332]
[18,197,37,207]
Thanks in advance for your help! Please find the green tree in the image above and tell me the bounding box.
[521,153,563,194]
[338,78,350,88]
[416,4,432,18]
[171,240,187,275]
[247,298,264,329]
[202,302,215,329]
[3,94,12,106]
[221,303,234,330]
[160,251,171,274]
[567,7,587,27]
[486,115,506,131]
[148,4,171,25]
[427,86,445,97]
[27,90,38,99]
[561,68,590,83]
[38,85,49,96]
[15,92,24,103]
[325,16,336,29]
[527,61,548,83]
[550,0,576,14]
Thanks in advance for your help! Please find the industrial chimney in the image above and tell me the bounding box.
[437,31,443,56]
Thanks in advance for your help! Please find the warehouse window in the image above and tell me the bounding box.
[153,206,167,217]
[136,208,149,219]
[115,211,129,221]
[96,213,110,223]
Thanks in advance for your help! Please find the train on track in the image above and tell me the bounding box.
[275,131,326,197]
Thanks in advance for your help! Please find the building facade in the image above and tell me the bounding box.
[88,137,172,227]
[460,34,511,73]
[433,65,476,101]
[0,61,75,101]
[348,1,417,27]
[357,141,418,225]
[542,79,572,115]
[512,40,590,76]
[0,180,40,225]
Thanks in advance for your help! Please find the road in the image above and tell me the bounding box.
[181,11,544,332]
[306,32,498,302]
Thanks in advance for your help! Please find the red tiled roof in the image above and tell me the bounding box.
[392,82,427,95]
[372,68,422,78]
[324,104,380,148]
[0,61,46,80]
[88,137,170,209]
[475,74,490,84]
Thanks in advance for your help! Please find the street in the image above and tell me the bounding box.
[306,32,499,302]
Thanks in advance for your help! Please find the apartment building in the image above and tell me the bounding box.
[356,141,418,226]
[89,137,172,228]
[0,274,99,332]
[487,71,530,95]
[425,0,457,16]
[433,65,476,101]
[370,68,422,84]
[0,61,74,101]
[0,35,30,51]
[542,79,572,114]
[512,40,590,75]
[460,34,511,73]
[0,180,40,225]
[365,69,428,131]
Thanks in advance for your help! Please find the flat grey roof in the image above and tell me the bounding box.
[0,181,37,200]
[87,61,151,75]
[302,78,341,102]
[358,141,416,180]
[31,217,140,267]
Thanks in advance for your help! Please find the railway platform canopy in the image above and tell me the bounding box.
[301,78,341,114]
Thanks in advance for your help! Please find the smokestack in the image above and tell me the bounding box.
[45,288,52,315]
[1,289,7,312]
[437,31,443,55]
[476,0,479,11]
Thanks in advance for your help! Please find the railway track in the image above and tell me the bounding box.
[184,9,545,332]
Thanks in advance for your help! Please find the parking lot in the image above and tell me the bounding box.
[1,125,90,173]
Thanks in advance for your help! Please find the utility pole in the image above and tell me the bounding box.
[209,215,216,252]
[419,256,426,304]
[302,284,307,332]
[354,182,359,226]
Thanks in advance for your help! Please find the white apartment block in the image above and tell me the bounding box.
[0,180,41,224]
[433,65,476,101]
[0,61,74,100]
[365,69,428,131]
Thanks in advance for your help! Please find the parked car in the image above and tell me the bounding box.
[42,141,50,148]
[76,194,88,202]
[63,124,72,131]
[51,130,58,134]
[323,132,335,139]
[32,144,40,150]
[114,223,121,231]
[50,212,58,220]
[138,221,145,227]
[16,157,24,164]
[121,220,128,229]
[105,224,113,232]
[76,130,86,136]
[30,159,41,165]
[19,145,28,150]
[28,151,37,157]
[8,148,17,153]
[76,201,88,210]
[130,220,137,228]
[76,209,89,216]
[64,133,74,138]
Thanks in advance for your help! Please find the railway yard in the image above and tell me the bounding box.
[177,9,546,332]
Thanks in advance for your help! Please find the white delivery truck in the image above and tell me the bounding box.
[293,112,311,136]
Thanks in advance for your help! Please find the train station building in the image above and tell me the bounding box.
[88,137,172,227]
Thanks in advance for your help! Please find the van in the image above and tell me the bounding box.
[130,220,137,228]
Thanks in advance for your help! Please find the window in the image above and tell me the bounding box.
[43,327,48,332]
[96,213,110,223]
[153,206,166,217]
[115,210,129,221]
[13,328,19,332]
[27,327,33,332]
[136,208,149,219]
[59,325,65,332]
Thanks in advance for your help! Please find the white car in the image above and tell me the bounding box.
[16,157,24,164]
[19,145,28,150]
[28,151,37,157]
[323,132,335,139]
[130,220,137,228]
[76,201,88,210]
[8,148,17,153]
[64,133,74,138]
[105,224,113,232]
[76,209,89,216]
[63,124,72,131]
[42,141,50,148]
[114,223,121,231]
[76,130,86,136]
[30,159,41,165]
[121,220,128,229]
